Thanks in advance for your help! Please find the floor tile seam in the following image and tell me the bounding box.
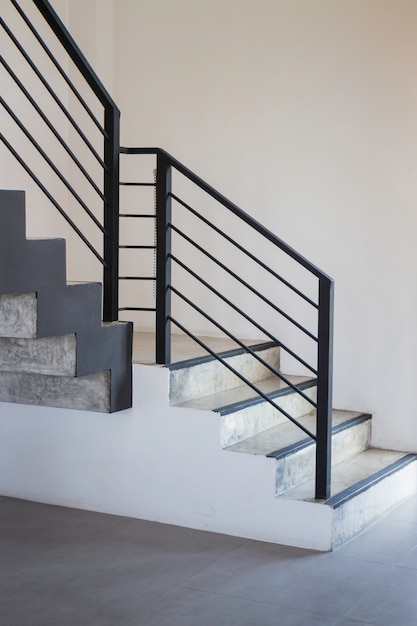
[332,551,414,568]
[174,541,248,585]
[178,582,374,622]
[109,581,177,621]
[176,582,305,610]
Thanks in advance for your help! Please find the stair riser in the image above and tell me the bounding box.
[221,386,316,448]
[0,335,76,376]
[170,346,280,404]
[331,459,417,548]
[0,370,110,412]
[0,293,37,338]
[275,419,371,495]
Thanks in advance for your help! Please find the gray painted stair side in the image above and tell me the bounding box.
[169,344,281,404]
[0,190,133,412]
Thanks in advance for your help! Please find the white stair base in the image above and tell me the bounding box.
[0,363,415,551]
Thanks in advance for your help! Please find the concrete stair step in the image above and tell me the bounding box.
[284,449,417,548]
[169,342,281,404]
[225,410,371,493]
[0,334,76,376]
[0,369,111,412]
[173,372,316,448]
[0,293,37,339]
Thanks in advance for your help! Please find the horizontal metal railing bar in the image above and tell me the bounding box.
[119,214,156,218]
[170,285,317,409]
[118,276,156,280]
[11,0,107,138]
[2,18,106,169]
[171,193,318,309]
[33,0,119,111]
[1,97,107,235]
[169,316,316,439]
[120,182,155,187]
[1,57,106,201]
[1,133,106,266]
[171,224,318,342]
[120,147,333,283]
[170,253,317,375]
[118,307,156,312]
[119,245,156,249]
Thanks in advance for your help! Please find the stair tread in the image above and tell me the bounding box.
[224,409,367,455]
[172,373,314,412]
[282,448,409,502]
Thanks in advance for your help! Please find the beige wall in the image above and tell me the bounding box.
[1,0,70,239]
[114,0,417,451]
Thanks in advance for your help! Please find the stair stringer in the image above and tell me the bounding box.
[0,190,132,412]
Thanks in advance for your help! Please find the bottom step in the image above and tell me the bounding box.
[282,450,417,548]
[0,370,111,412]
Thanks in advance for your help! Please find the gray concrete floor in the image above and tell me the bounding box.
[2,496,417,625]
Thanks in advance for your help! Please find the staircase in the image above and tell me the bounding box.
[1,0,417,551]
[0,189,132,413]
[168,343,417,548]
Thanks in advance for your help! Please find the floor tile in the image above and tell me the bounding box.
[335,517,417,564]
[387,495,417,524]
[121,586,345,626]
[2,495,417,625]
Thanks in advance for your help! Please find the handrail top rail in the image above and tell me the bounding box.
[32,0,119,114]
[120,146,333,283]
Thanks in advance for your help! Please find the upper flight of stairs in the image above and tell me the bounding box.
[169,343,417,548]
[0,189,133,413]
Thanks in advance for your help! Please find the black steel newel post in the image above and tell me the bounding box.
[155,151,172,364]
[315,277,334,499]
[103,105,120,322]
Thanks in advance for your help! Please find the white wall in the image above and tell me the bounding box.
[111,0,417,450]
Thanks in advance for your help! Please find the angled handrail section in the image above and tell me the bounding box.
[1,0,334,499]
[120,147,334,499]
[1,0,120,320]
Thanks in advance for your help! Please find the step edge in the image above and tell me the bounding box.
[325,453,417,509]
[266,413,372,459]
[167,341,278,371]
[218,378,317,416]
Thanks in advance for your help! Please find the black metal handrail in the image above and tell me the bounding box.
[120,146,334,499]
[1,0,334,499]
[1,0,120,320]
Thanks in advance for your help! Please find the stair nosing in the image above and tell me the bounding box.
[325,453,417,509]
[266,413,372,459]
[167,341,278,371]
[217,378,316,416]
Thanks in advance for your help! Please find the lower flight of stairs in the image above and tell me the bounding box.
[0,189,132,413]
[169,342,417,549]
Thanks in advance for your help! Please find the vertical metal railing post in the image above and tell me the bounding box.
[155,151,172,364]
[315,277,334,499]
[102,105,120,322]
